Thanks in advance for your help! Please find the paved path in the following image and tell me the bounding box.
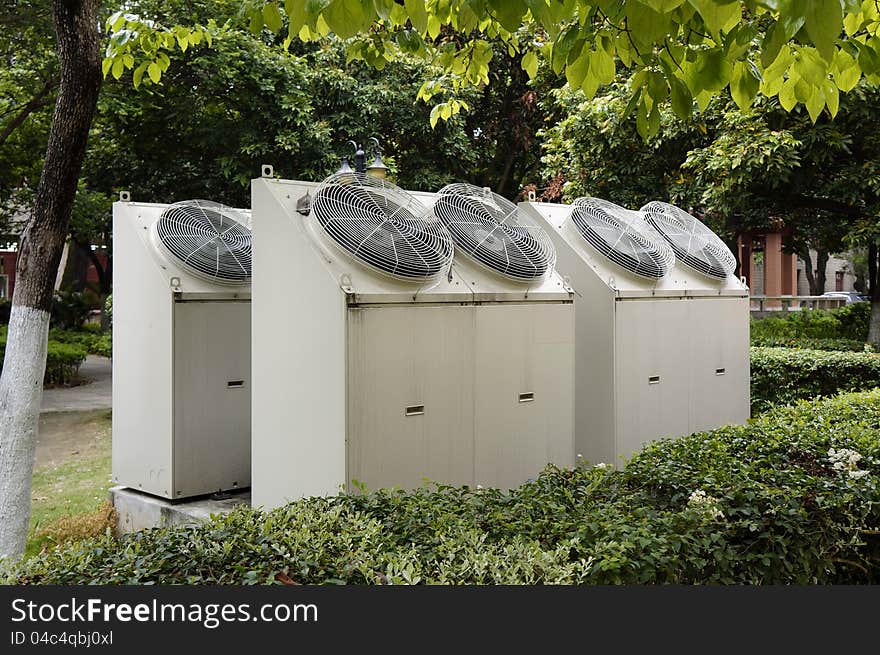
[40,355,112,413]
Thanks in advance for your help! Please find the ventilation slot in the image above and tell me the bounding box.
[405,405,425,416]
[715,368,726,376]
[227,380,245,388]
[518,392,535,403]
[648,375,661,384]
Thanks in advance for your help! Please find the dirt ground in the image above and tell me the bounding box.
[36,409,111,468]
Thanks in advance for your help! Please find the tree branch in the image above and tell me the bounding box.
[0,77,58,148]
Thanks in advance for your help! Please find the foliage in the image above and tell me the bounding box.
[103,1,880,142]
[751,302,871,342]
[750,336,873,353]
[0,326,88,385]
[750,347,880,413]
[834,300,872,341]
[0,298,11,324]
[11,390,880,584]
[49,289,93,331]
[49,328,111,359]
[104,294,112,328]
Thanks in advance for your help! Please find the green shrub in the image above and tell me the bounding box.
[10,391,880,585]
[750,337,873,352]
[750,302,872,343]
[834,301,871,341]
[0,298,11,324]
[0,327,88,385]
[49,327,111,358]
[105,293,112,328]
[50,289,92,330]
[750,347,880,414]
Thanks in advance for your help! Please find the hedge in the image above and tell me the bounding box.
[750,301,871,342]
[9,390,880,585]
[750,337,872,352]
[750,347,880,414]
[0,327,87,386]
[49,328,111,359]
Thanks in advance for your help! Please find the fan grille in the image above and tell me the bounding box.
[640,201,736,279]
[156,200,251,283]
[432,183,555,281]
[570,197,674,279]
[312,173,453,281]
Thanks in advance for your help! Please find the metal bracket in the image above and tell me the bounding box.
[528,190,536,202]
[261,164,274,178]
[119,190,131,202]
[296,191,312,216]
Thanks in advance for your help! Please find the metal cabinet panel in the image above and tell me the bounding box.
[474,303,575,489]
[614,299,691,462]
[688,297,751,432]
[347,305,475,491]
[173,301,251,497]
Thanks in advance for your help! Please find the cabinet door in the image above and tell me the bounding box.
[473,303,574,489]
[173,301,251,497]
[614,299,691,461]
[688,297,751,432]
[347,305,475,491]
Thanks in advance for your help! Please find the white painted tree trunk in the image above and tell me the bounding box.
[0,306,50,559]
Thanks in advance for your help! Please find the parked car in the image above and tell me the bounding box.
[821,291,870,304]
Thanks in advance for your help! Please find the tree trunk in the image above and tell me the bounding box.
[813,249,829,296]
[799,248,816,296]
[869,241,880,348]
[0,0,101,559]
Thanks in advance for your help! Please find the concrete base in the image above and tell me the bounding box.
[109,486,251,536]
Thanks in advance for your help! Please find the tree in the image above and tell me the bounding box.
[0,0,102,558]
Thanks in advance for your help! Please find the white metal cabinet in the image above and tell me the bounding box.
[347,305,475,491]
[172,300,251,497]
[614,299,691,461]
[474,303,575,488]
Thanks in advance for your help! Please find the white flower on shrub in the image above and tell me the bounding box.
[828,447,869,479]
[594,462,611,469]
[688,489,724,520]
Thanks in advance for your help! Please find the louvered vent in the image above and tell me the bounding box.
[432,183,555,281]
[640,201,736,279]
[311,172,453,281]
[569,197,674,279]
[156,200,251,283]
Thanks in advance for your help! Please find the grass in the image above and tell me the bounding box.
[27,411,114,558]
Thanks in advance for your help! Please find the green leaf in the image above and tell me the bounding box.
[834,49,861,91]
[147,62,162,84]
[324,0,368,38]
[111,57,124,80]
[565,50,590,89]
[688,0,740,39]
[285,0,307,34]
[101,57,113,78]
[487,0,526,32]
[132,61,148,88]
[778,76,798,111]
[429,103,442,128]
[793,47,827,86]
[641,0,686,11]
[263,2,284,33]
[805,84,825,122]
[760,21,786,69]
[590,48,616,84]
[822,79,840,117]
[730,60,759,110]
[405,0,428,34]
[804,0,843,63]
[669,76,693,120]
[522,50,539,78]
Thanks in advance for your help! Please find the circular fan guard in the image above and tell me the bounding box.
[432,183,555,281]
[311,172,453,281]
[640,201,736,279]
[156,200,251,283]
[570,197,674,279]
